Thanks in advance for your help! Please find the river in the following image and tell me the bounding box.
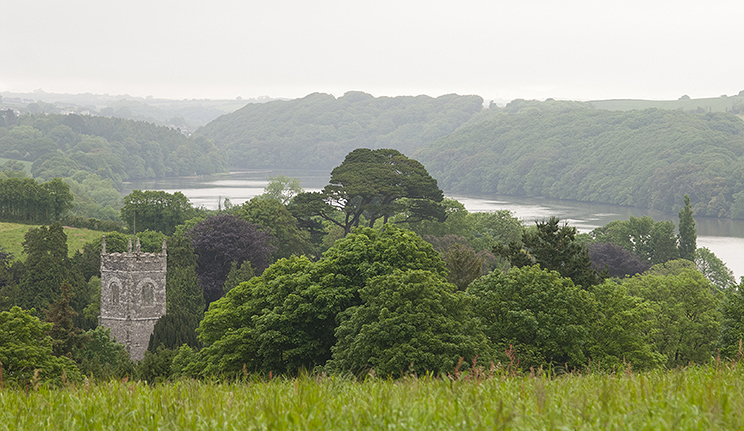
[123,170,744,280]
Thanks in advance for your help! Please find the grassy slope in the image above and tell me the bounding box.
[589,94,744,112]
[0,222,103,261]
[1,364,744,429]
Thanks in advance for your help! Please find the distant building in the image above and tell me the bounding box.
[99,237,167,361]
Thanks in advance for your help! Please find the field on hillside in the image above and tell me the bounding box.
[2,364,744,430]
[0,222,103,260]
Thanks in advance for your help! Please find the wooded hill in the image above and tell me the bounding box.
[195,91,484,171]
[414,99,744,218]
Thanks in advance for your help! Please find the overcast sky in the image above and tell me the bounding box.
[3,1,743,103]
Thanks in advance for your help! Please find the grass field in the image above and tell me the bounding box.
[0,222,104,260]
[589,94,744,113]
[2,363,744,430]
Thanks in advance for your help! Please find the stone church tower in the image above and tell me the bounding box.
[99,236,167,361]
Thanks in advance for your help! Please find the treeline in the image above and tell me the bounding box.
[3,149,741,386]
[0,177,72,224]
[195,91,484,171]
[0,111,226,221]
[414,99,744,218]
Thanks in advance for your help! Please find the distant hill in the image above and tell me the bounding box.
[414,99,744,218]
[195,91,484,171]
[0,91,283,133]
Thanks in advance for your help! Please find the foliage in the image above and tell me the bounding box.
[440,243,484,290]
[294,148,445,235]
[188,214,275,305]
[223,260,255,294]
[44,282,85,358]
[330,269,492,377]
[586,281,664,370]
[695,247,736,290]
[677,194,697,260]
[591,216,680,265]
[148,311,202,352]
[136,346,178,383]
[121,190,194,235]
[588,242,650,278]
[17,223,84,314]
[196,224,447,376]
[233,197,313,260]
[496,217,601,288]
[467,265,597,370]
[71,326,134,380]
[0,306,81,386]
[0,177,73,224]
[196,91,484,171]
[624,269,723,367]
[259,175,303,204]
[416,101,744,218]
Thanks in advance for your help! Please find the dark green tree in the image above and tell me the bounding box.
[678,194,697,261]
[295,149,445,235]
[496,217,601,288]
[72,326,134,380]
[223,260,255,294]
[18,223,84,314]
[147,311,202,352]
[441,243,484,291]
[330,269,492,377]
[44,282,86,358]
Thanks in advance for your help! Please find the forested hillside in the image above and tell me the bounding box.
[195,91,484,170]
[0,111,226,220]
[415,99,744,217]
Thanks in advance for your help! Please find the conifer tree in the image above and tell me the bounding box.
[678,194,697,261]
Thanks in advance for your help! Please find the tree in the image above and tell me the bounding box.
[188,214,275,305]
[233,197,313,260]
[441,243,484,291]
[147,311,202,352]
[71,326,134,380]
[719,282,744,357]
[259,175,303,204]
[223,260,255,294]
[0,306,81,386]
[467,265,596,370]
[120,190,194,235]
[588,242,650,278]
[18,223,83,314]
[586,281,663,370]
[496,217,601,288]
[624,269,722,367]
[678,194,697,261]
[330,269,491,377]
[44,282,86,358]
[695,247,736,290]
[295,149,445,235]
[196,224,447,376]
[591,216,680,265]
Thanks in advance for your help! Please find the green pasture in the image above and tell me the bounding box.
[2,364,744,430]
[0,222,103,260]
[589,94,744,113]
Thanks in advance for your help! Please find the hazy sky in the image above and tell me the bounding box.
[3,1,743,102]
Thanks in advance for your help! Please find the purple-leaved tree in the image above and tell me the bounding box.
[189,214,276,305]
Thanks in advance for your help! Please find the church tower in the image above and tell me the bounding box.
[99,236,167,361]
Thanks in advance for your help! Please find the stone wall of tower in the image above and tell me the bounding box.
[99,238,167,361]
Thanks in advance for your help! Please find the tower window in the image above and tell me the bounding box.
[142,283,154,305]
[111,282,120,306]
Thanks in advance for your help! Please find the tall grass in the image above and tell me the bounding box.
[2,363,744,430]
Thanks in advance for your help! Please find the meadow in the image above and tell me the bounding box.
[0,221,102,260]
[2,363,743,430]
